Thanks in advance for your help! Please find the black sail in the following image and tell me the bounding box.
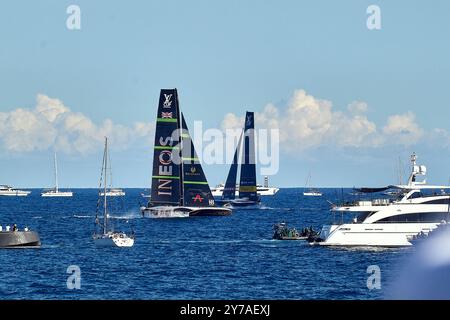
[239,111,258,201]
[222,131,243,200]
[150,89,182,206]
[180,113,215,207]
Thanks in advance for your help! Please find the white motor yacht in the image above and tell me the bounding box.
[0,185,31,196]
[312,153,450,247]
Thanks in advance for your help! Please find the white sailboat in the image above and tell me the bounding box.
[41,153,73,197]
[303,173,322,196]
[93,137,134,247]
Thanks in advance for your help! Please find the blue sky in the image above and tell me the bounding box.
[1,1,450,188]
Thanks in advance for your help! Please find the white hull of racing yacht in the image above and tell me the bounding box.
[140,206,232,218]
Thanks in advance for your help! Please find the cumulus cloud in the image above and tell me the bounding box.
[221,89,424,152]
[0,94,155,154]
[347,101,369,115]
[383,112,424,145]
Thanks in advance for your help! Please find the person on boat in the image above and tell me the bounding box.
[12,224,18,232]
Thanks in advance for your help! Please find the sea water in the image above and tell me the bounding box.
[0,188,410,299]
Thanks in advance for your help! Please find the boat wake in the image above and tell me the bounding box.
[155,239,273,244]
[73,214,94,219]
[112,211,142,220]
[148,212,190,218]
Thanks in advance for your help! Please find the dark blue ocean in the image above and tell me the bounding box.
[0,188,412,300]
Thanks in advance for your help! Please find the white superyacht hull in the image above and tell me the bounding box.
[314,222,440,247]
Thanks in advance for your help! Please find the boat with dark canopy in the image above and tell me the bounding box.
[140,89,231,218]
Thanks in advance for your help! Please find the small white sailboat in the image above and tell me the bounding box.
[303,173,322,197]
[93,137,134,247]
[41,153,73,197]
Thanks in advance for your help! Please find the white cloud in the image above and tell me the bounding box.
[347,101,369,115]
[382,112,423,145]
[0,94,155,154]
[221,89,426,152]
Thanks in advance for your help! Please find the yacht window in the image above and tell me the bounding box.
[375,212,450,223]
[407,192,423,200]
[356,212,373,222]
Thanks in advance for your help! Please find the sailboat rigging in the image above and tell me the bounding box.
[93,137,134,247]
[41,152,73,197]
[99,148,125,197]
[303,172,322,197]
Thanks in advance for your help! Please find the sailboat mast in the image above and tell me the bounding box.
[54,152,58,192]
[103,138,108,234]
[177,90,184,206]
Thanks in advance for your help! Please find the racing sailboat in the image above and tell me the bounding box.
[140,89,231,218]
[223,111,261,208]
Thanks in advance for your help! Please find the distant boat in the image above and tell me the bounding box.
[41,153,73,197]
[140,89,231,218]
[211,176,279,197]
[303,173,322,197]
[141,191,151,199]
[0,185,31,197]
[222,111,261,209]
[0,224,40,248]
[93,137,134,247]
[100,188,125,197]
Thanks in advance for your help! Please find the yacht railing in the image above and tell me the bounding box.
[335,198,392,208]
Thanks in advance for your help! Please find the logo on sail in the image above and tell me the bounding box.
[163,94,173,108]
[161,112,173,118]
[193,194,203,202]
[246,113,252,126]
